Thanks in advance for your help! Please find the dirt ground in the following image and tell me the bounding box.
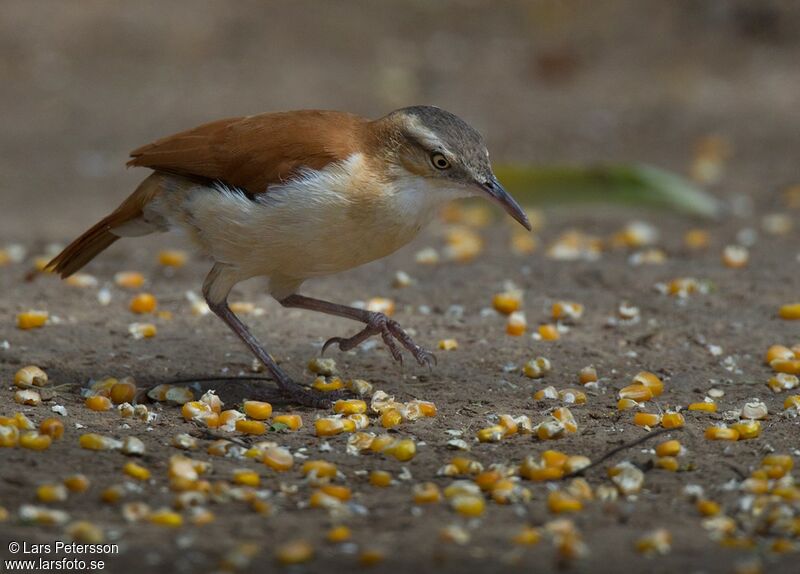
[2,2,800,573]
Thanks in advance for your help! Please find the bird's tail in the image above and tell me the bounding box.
[46,173,165,278]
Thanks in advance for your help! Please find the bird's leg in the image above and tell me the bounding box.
[205,298,345,407]
[280,294,436,368]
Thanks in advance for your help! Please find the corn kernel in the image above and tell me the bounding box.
[619,384,653,402]
[552,407,577,433]
[39,418,64,440]
[633,412,661,427]
[370,470,392,487]
[263,446,293,471]
[742,478,769,494]
[413,482,442,504]
[559,388,586,404]
[130,293,157,313]
[123,462,151,481]
[308,357,337,376]
[654,456,679,471]
[512,525,542,546]
[661,412,685,429]
[762,454,793,472]
[272,413,303,430]
[451,494,485,517]
[564,455,591,474]
[552,301,584,321]
[522,464,564,482]
[86,395,113,411]
[301,460,337,481]
[474,470,502,491]
[149,509,183,527]
[275,540,313,565]
[19,432,51,450]
[114,271,145,289]
[617,398,640,411]
[110,379,137,404]
[493,291,522,315]
[784,395,800,410]
[766,345,795,364]
[697,499,720,516]
[100,485,124,504]
[128,322,157,339]
[731,420,761,440]
[633,371,663,396]
[655,440,681,457]
[548,490,582,513]
[688,401,717,412]
[779,303,800,320]
[578,366,598,385]
[477,424,506,443]
[17,310,48,329]
[79,433,121,451]
[533,386,559,401]
[772,360,800,375]
[14,366,48,388]
[684,229,710,249]
[63,474,90,493]
[158,249,187,267]
[537,419,566,440]
[383,438,416,461]
[416,400,437,417]
[503,311,527,336]
[328,399,365,417]
[437,338,458,351]
[523,356,551,379]
[635,528,672,555]
[232,469,260,487]
[704,426,740,441]
[722,245,749,268]
[538,323,559,340]
[314,417,345,437]
[311,376,345,392]
[15,389,42,406]
[326,525,351,543]
[37,484,67,503]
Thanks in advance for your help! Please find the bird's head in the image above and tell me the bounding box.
[373,105,531,231]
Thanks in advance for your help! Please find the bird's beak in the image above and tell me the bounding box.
[479,176,531,231]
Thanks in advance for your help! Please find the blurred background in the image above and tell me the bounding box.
[1,0,798,239]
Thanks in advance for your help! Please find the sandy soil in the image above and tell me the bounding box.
[1,2,800,573]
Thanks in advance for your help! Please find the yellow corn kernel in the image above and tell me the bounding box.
[383,438,416,462]
[722,245,749,268]
[778,303,800,320]
[437,338,458,350]
[769,373,800,392]
[14,366,48,388]
[275,540,313,565]
[512,525,542,546]
[619,384,653,402]
[654,456,679,472]
[762,454,793,472]
[542,450,569,469]
[506,312,527,336]
[63,474,90,493]
[234,419,266,436]
[548,490,582,513]
[578,366,598,385]
[704,426,740,441]
[326,525,351,543]
[128,322,157,339]
[17,310,48,329]
[100,485,125,504]
[684,229,709,249]
[559,388,586,404]
[688,401,717,412]
[302,460,337,480]
[477,424,506,443]
[474,470,502,491]
[263,446,293,472]
[766,345,795,365]
[413,482,442,504]
[552,301,584,321]
[370,470,392,487]
[319,484,351,502]
[109,379,137,404]
[523,356,551,379]
[149,509,183,527]
[742,477,769,494]
[536,419,566,440]
[415,400,437,417]
[534,386,559,401]
[633,412,661,427]
[731,420,761,440]
[114,271,145,289]
[19,432,51,450]
[85,395,113,412]
[378,408,402,429]
[272,413,303,430]
[450,494,485,517]
[39,418,64,440]
[369,434,395,453]
[552,407,577,433]
[37,484,68,503]
[331,399,366,416]
[498,414,519,435]
[784,395,800,410]
[538,323,559,340]
[314,417,345,437]
[493,291,522,315]
[772,360,800,375]
[232,469,260,487]
[523,465,564,482]
[661,412,685,429]
[311,376,345,392]
[123,462,151,481]
[14,389,41,406]
[158,249,187,267]
[696,499,720,516]
[564,455,591,474]
[130,293,157,314]
[617,398,640,411]
[635,529,672,555]
[241,401,272,421]
[655,440,681,457]
[633,371,663,396]
[366,297,394,316]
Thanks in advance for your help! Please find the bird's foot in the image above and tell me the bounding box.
[321,312,436,368]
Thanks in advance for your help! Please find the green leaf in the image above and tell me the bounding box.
[494,163,721,219]
[269,422,289,432]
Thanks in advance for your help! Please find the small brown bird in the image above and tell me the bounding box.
[47,106,530,406]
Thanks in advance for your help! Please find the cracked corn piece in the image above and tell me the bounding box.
[15,389,42,406]
[86,395,113,411]
[2,426,22,448]
[128,322,157,339]
[506,311,527,336]
[730,420,761,440]
[523,357,551,379]
[382,438,416,461]
[17,310,48,329]
[307,357,337,376]
[19,432,52,450]
[263,447,293,471]
[79,433,122,451]
[39,418,64,439]
[302,460,337,481]
[552,301,584,321]
[14,366,48,388]
[548,491,582,513]
[312,376,345,392]
[413,482,442,504]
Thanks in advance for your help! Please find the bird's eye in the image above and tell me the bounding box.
[430,153,450,170]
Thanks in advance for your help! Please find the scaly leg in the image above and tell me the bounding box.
[280,294,436,368]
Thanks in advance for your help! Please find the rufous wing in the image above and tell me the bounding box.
[127,110,369,195]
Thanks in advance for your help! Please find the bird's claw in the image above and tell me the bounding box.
[321,312,436,368]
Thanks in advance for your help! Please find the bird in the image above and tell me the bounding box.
[47,105,531,406]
